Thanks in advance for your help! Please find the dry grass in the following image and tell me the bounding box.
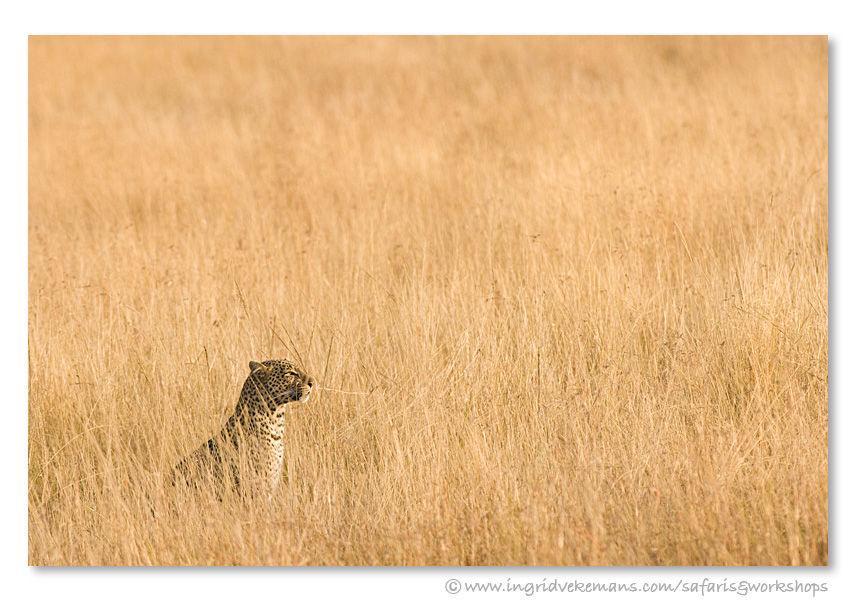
[28,36,827,566]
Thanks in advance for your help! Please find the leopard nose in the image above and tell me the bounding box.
[306,376,314,388]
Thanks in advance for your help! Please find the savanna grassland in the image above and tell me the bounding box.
[28,36,828,566]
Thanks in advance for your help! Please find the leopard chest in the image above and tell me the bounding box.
[245,405,287,489]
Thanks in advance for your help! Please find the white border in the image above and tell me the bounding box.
[19,1,844,35]
[13,2,851,599]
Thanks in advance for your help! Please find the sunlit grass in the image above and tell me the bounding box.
[28,35,827,565]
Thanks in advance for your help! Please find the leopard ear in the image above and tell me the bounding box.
[249,361,266,373]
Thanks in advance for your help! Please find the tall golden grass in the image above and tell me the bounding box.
[28,36,827,566]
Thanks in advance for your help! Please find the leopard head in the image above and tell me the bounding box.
[245,359,314,410]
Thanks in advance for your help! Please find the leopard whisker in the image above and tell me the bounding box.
[317,386,370,396]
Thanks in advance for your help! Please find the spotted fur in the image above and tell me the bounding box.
[171,359,314,500]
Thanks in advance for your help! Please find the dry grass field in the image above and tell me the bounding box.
[28,36,828,566]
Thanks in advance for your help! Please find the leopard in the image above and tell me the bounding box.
[171,359,314,500]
